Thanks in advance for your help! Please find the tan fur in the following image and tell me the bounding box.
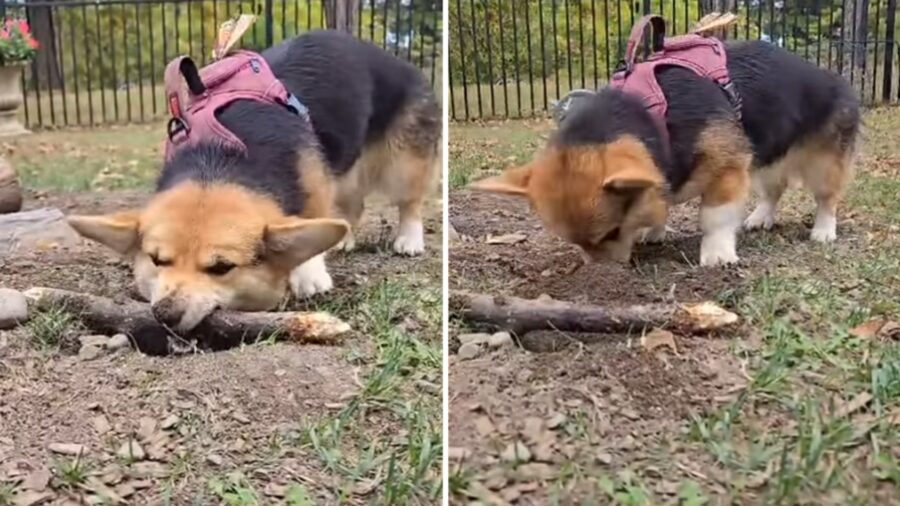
[756,132,854,207]
[472,125,755,263]
[332,102,438,251]
[297,150,336,219]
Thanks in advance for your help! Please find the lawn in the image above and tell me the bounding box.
[448,108,900,504]
[0,124,443,505]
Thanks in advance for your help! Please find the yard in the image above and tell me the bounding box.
[448,108,900,504]
[0,124,443,505]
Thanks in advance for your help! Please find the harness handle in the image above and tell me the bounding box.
[623,14,666,73]
[164,56,207,140]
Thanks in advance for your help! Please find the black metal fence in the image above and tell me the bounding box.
[450,0,900,120]
[2,0,442,129]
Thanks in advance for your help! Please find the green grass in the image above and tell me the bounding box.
[6,122,161,191]
[449,109,900,503]
[297,279,443,504]
[25,306,77,351]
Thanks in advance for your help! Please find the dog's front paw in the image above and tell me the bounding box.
[744,204,775,230]
[290,256,333,297]
[638,225,670,244]
[700,236,739,267]
[810,225,836,243]
[393,224,425,256]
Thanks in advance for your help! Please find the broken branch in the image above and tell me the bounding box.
[24,287,351,356]
[450,290,738,336]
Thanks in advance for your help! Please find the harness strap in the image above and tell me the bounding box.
[164,56,208,140]
[623,14,666,72]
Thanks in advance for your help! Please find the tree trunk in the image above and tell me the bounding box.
[26,0,62,90]
[324,0,359,34]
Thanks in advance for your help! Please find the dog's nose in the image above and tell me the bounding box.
[151,298,184,329]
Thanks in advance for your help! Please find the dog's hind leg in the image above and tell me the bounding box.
[744,165,788,231]
[803,147,854,243]
[381,93,440,256]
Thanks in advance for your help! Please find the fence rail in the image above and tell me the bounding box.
[2,0,441,129]
[450,0,900,120]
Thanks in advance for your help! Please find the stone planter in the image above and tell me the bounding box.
[0,158,22,214]
[0,63,29,138]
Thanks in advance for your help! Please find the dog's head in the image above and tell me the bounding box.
[67,183,348,332]
[472,136,667,263]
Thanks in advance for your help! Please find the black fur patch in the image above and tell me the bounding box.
[559,40,859,193]
[157,30,434,214]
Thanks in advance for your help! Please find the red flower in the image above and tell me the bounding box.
[27,38,38,49]
[16,20,29,35]
[0,31,10,41]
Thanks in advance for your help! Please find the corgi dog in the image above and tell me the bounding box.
[473,40,859,266]
[67,30,440,332]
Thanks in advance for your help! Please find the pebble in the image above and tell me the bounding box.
[457,333,491,346]
[78,344,102,361]
[107,333,131,351]
[457,341,484,360]
[487,331,513,349]
[79,335,110,348]
[48,443,87,456]
[0,288,27,329]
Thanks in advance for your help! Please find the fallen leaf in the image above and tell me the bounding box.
[21,469,51,491]
[160,414,180,430]
[878,321,900,339]
[546,412,566,429]
[641,328,677,353]
[116,440,145,461]
[850,319,886,339]
[137,417,156,440]
[91,415,112,435]
[486,232,527,245]
[682,302,738,329]
[835,392,873,419]
[12,491,55,506]
[500,440,532,463]
[474,416,496,436]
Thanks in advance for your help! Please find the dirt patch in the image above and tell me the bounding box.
[1,188,442,504]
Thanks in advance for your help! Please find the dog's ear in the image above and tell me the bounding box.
[67,211,141,254]
[602,137,663,193]
[469,161,536,197]
[264,217,350,268]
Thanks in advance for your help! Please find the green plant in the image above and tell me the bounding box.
[0,18,38,64]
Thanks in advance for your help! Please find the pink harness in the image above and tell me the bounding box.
[610,15,742,135]
[163,50,307,160]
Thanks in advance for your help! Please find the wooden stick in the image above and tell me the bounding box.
[23,287,351,356]
[450,290,738,336]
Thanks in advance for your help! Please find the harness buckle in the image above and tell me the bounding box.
[167,116,190,141]
[285,93,309,118]
[720,81,742,120]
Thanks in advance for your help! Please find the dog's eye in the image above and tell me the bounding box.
[149,254,172,267]
[204,261,236,276]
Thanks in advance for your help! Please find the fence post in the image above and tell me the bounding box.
[885,0,897,101]
[265,0,274,46]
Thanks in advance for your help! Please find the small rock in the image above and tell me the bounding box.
[159,415,180,430]
[106,334,131,351]
[232,412,250,424]
[114,483,136,499]
[546,413,567,429]
[131,462,169,479]
[79,335,110,348]
[501,441,532,463]
[206,454,224,466]
[117,440,145,461]
[488,331,514,349]
[596,451,613,465]
[457,333,491,346]
[0,288,27,329]
[457,341,484,360]
[448,447,471,461]
[48,443,87,456]
[501,486,522,502]
[263,483,287,498]
[78,345,102,361]
[91,415,112,435]
[12,491,55,506]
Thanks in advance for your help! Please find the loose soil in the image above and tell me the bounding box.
[1,186,443,505]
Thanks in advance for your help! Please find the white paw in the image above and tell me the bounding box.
[393,221,425,256]
[336,231,356,252]
[290,256,333,297]
[744,208,775,230]
[638,226,670,244]
[700,235,739,267]
[810,226,836,243]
